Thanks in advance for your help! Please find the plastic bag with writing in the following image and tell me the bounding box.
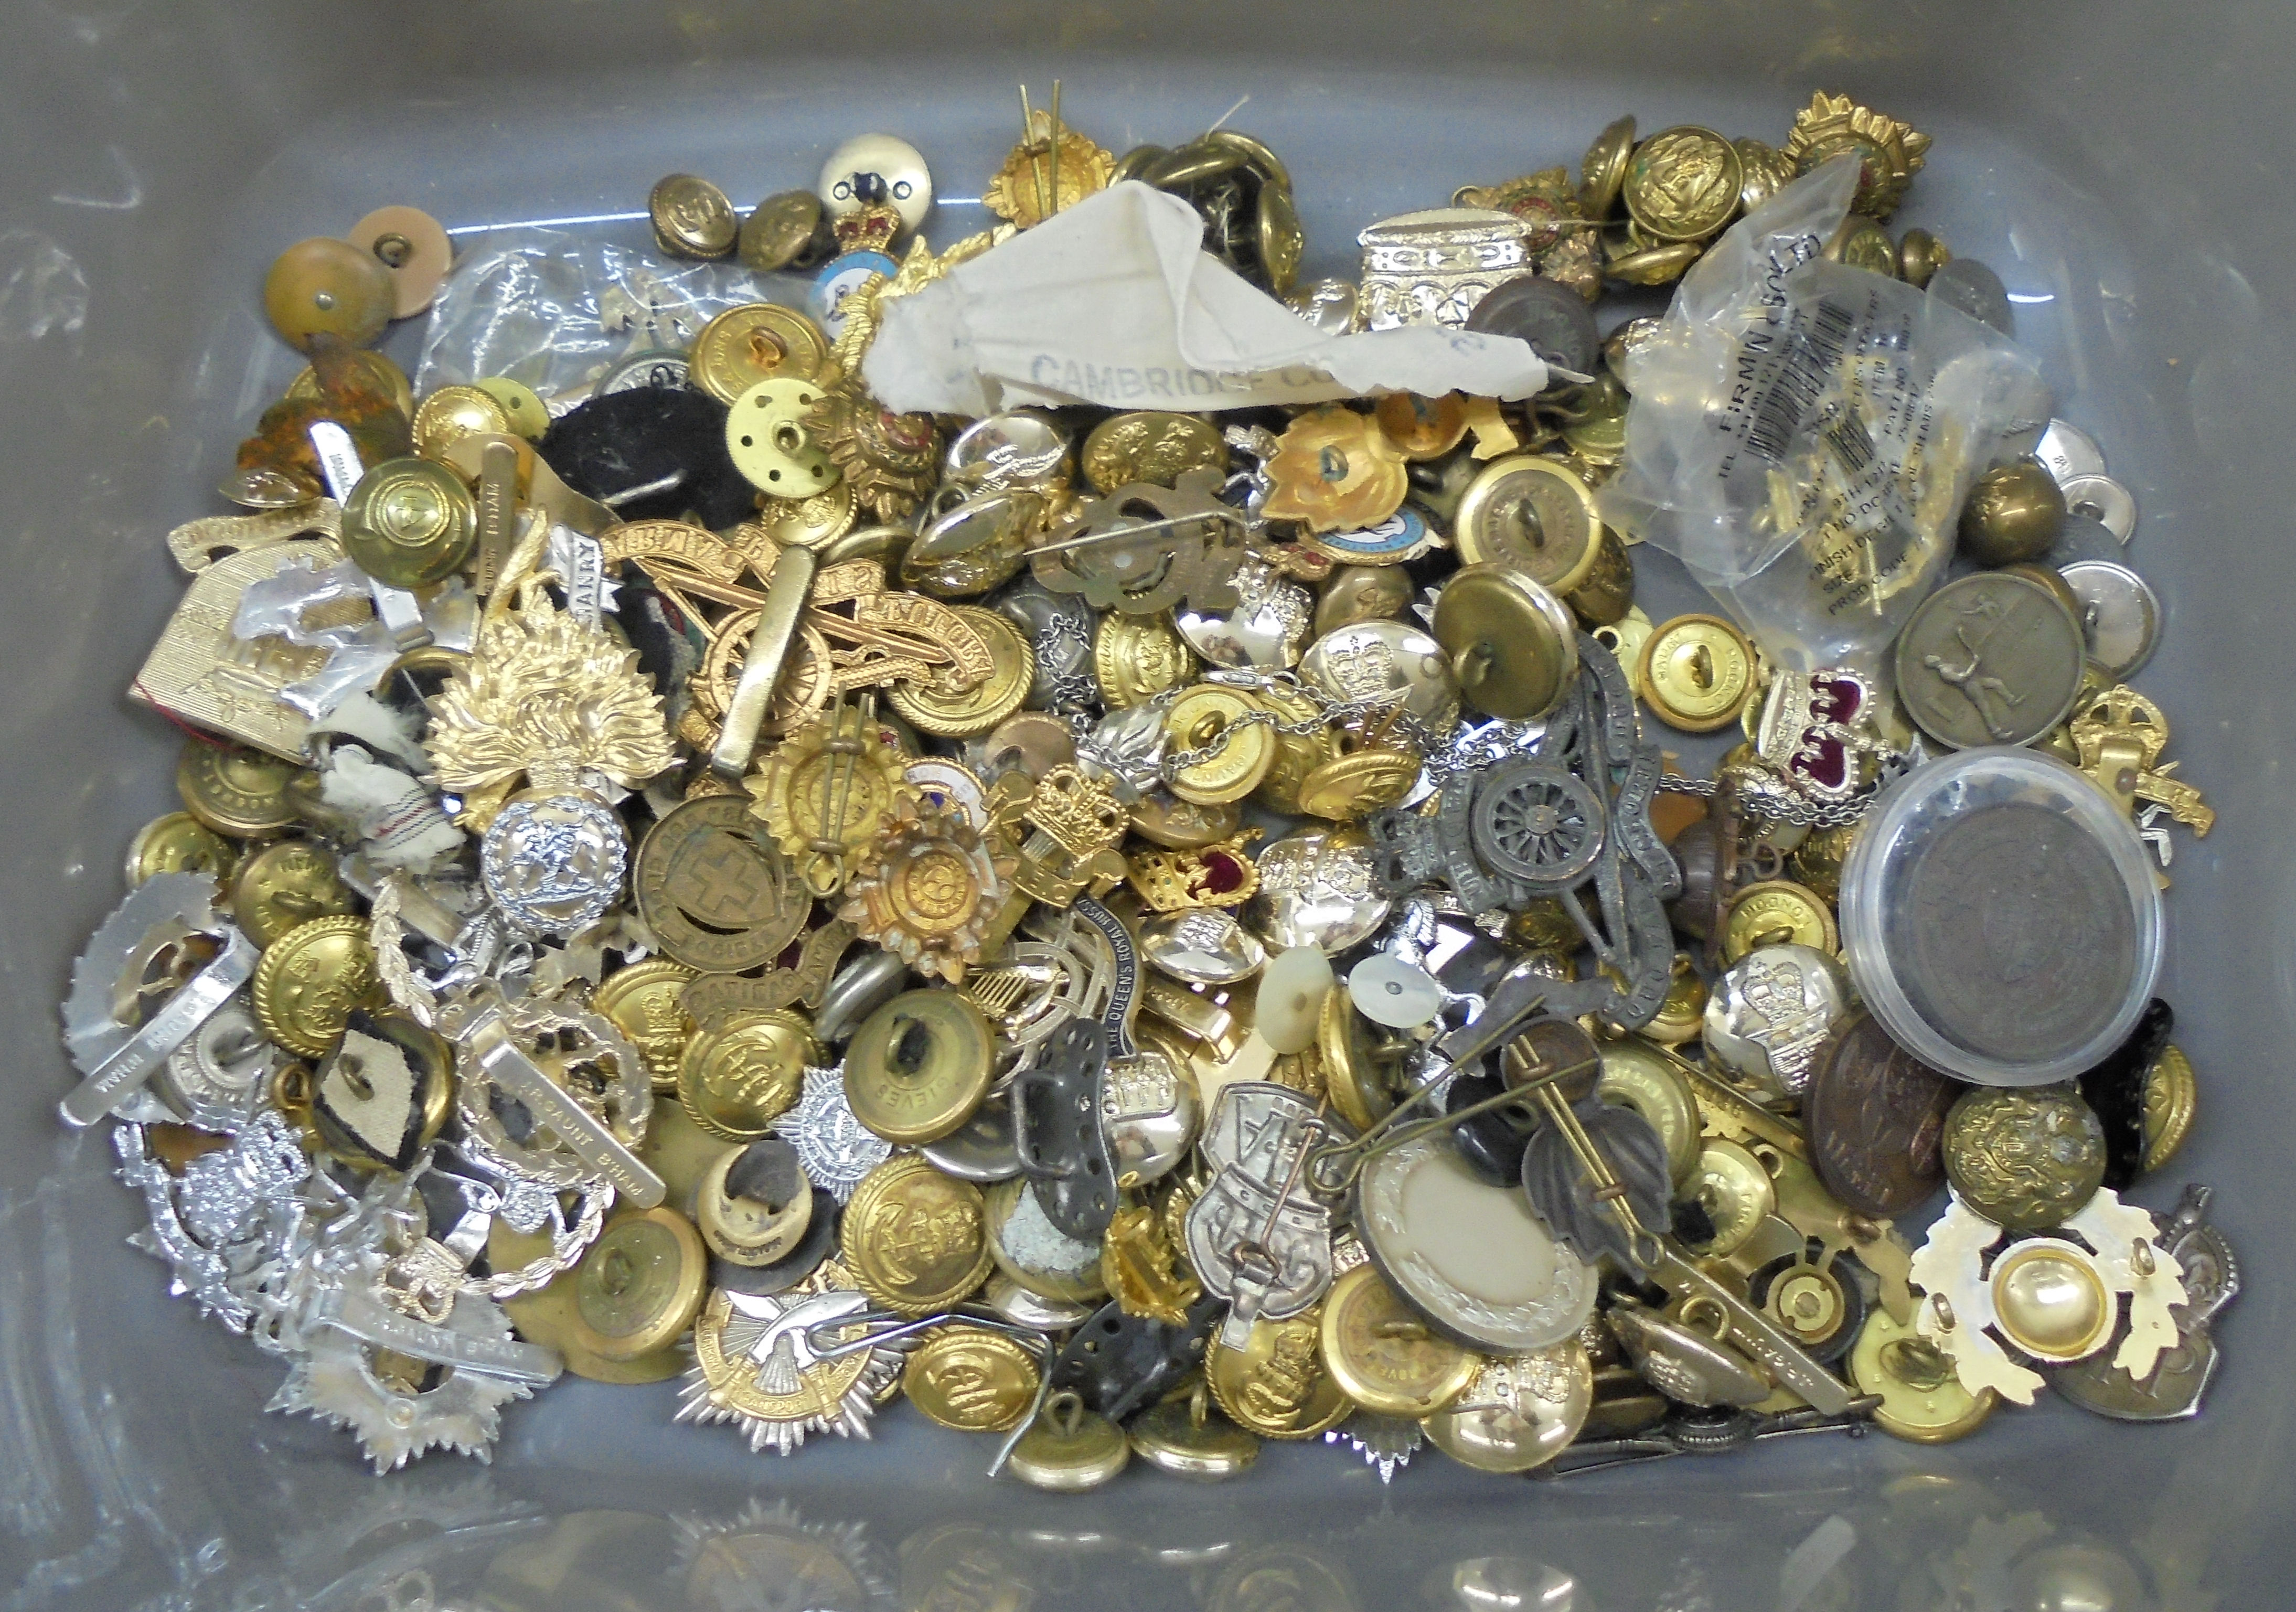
[1598,157,2051,672]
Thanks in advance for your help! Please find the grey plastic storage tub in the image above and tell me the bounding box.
[4,2,2288,1606]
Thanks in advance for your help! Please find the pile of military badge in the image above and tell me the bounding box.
[73,85,2226,1482]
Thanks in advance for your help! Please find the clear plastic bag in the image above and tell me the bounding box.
[1598,157,2053,671]
[412,227,811,401]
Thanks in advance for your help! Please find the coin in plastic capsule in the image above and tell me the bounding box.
[819,133,933,237]
[1429,563,1579,720]
[341,455,478,588]
[264,237,397,351]
[843,990,994,1145]
[566,1206,708,1361]
[345,205,452,319]
[1702,944,1853,1101]
[1959,458,2066,567]
[1006,1391,1129,1492]
[1129,1383,1261,1481]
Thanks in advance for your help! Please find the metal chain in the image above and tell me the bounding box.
[1152,670,1447,780]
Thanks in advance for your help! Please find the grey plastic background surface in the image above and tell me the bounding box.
[2,3,2288,1607]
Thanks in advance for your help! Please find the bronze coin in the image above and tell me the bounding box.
[1803,1010,1959,1219]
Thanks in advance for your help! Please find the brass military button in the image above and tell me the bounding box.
[678,1011,816,1141]
[1165,687,1275,806]
[740,190,826,272]
[1640,954,1708,1046]
[887,607,1034,737]
[1849,1309,1995,1443]
[691,303,833,402]
[1959,458,2067,568]
[1429,563,1579,720]
[1942,1084,2107,1231]
[1081,411,1227,493]
[1679,1139,1774,1258]
[412,383,513,460]
[2143,1044,2196,1172]
[1094,613,1196,708]
[263,237,396,351]
[844,990,995,1145]
[126,812,236,887]
[1721,879,1839,963]
[1579,115,1636,216]
[649,173,739,259]
[903,1325,1042,1432]
[756,481,859,551]
[1006,1391,1129,1491]
[1422,1344,1594,1474]
[178,740,301,837]
[475,377,550,441]
[1451,455,1602,593]
[1130,791,1242,851]
[231,838,355,948]
[567,1207,709,1361]
[590,957,697,1093]
[725,377,839,496]
[1207,1310,1352,1439]
[342,456,478,588]
[1129,1382,1261,1481]
[840,1154,993,1315]
[1639,613,1755,733]
[345,205,453,319]
[1621,126,1743,242]
[696,1138,815,1267]
[285,348,414,419]
[1319,1264,1482,1418]
[1595,1038,1701,1188]
[311,1009,454,1172]
[251,914,384,1059]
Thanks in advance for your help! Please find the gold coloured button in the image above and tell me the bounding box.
[755,482,859,551]
[1987,1238,2115,1361]
[591,958,697,1093]
[1208,1310,1352,1439]
[341,455,478,588]
[678,1011,816,1141]
[1596,1039,1701,1188]
[230,838,355,948]
[1564,525,1635,626]
[1451,455,1602,593]
[1579,115,1636,216]
[740,189,826,272]
[1622,126,1743,242]
[1095,613,1196,708]
[1130,792,1240,851]
[1943,1085,2105,1231]
[1165,686,1275,805]
[1849,1308,1996,1443]
[725,378,840,496]
[649,173,739,259]
[902,1325,1042,1433]
[1373,392,1470,461]
[286,348,414,420]
[696,1138,815,1266]
[1320,1265,1482,1418]
[844,990,994,1145]
[1721,879,1840,964]
[345,205,453,320]
[1430,563,1579,720]
[475,377,550,441]
[887,607,1034,738]
[693,304,834,402]
[1081,411,1227,494]
[1680,1139,1775,1258]
[178,741,301,837]
[567,1207,708,1361]
[1639,613,1755,732]
[310,1010,453,1171]
[1421,1344,1594,1474]
[840,1154,994,1315]
[983,1177,1109,1304]
[252,914,383,1058]
[263,237,397,351]
[1129,1382,1262,1481]
[412,384,512,461]
[2143,1044,2196,1173]
[1640,954,1707,1046]
[126,812,236,887]
[1006,1391,1129,1492]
